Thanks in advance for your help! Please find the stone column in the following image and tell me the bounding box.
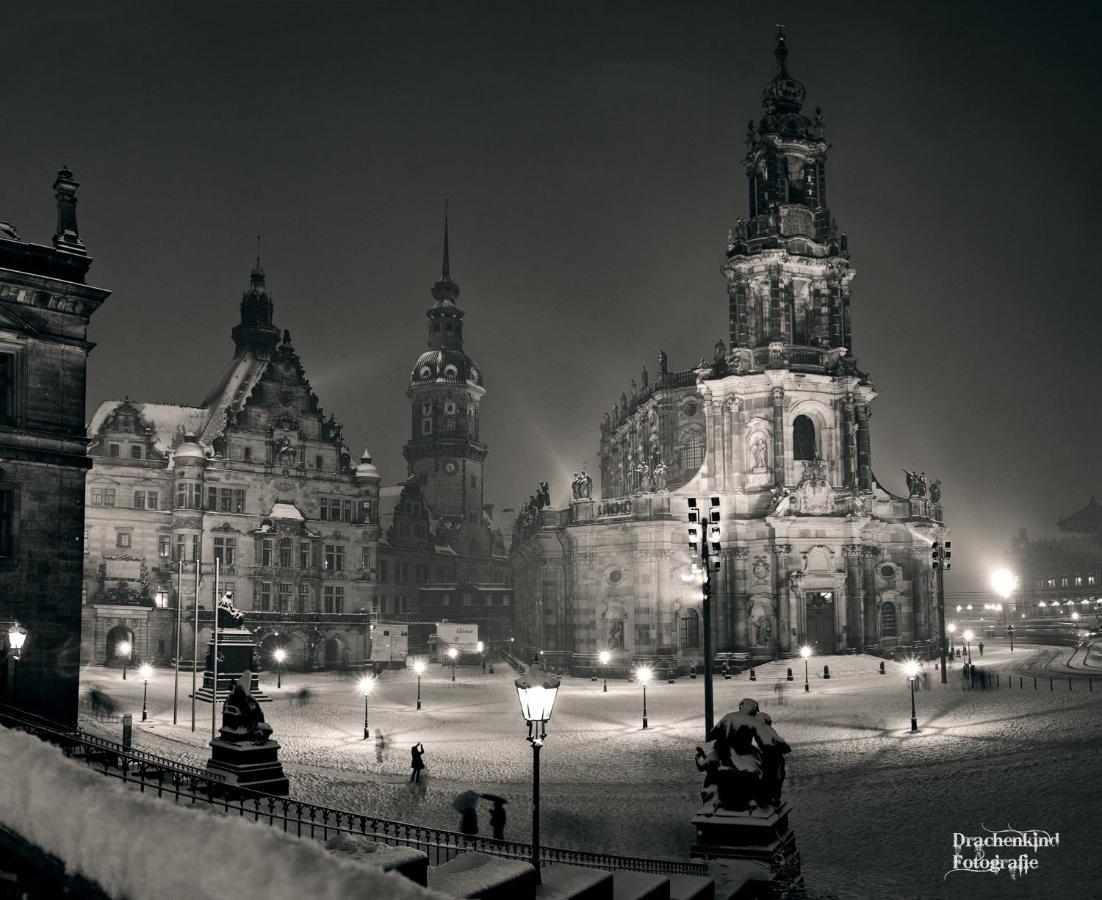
[862,546,879,644]
[773,544,792,654]
[855,404,872,491]
[702,397,718,487]
[841,394,857,490]
[771,387,785,488]
[733,547,750,652]
[911,548,929,641]
[842,544,863,649]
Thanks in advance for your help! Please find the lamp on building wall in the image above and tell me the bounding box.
[515,660,560,884]
[140,664,153,721]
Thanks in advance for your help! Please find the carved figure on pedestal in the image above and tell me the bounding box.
[653,461,668,491]
[658,349,668,377]
[220,671,272,743]
[750,436,768,472]
[753,614,773,649]
[608,618,624,650]
[635,461,653,493]
[581,470,593,499]
[694,698,791,814]
[916,472,928,498]
[216,592,246,629]
[903,469,918,497]
[929,479,941,504]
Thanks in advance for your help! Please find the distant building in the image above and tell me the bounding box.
[1007,496,1102,620]
[82,259,380,670]
[0,169,109,724]
[510,31,948,673]
[375,212,513,652]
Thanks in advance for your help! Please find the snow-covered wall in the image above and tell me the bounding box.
[0,726,448,900]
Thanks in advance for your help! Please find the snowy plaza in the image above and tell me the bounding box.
[79,643,1102,899]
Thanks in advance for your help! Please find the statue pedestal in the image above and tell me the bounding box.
[193,628,271,704]
[690,802,802,891]
[206,737,289,796]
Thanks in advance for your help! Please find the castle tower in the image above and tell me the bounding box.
[231,245,280,359]
[404,206,487,546]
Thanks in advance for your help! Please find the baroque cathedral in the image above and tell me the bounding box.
[511,31,948,670]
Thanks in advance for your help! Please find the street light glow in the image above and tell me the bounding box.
[273,647,287,664]
[962,629,974,643]
[947,623,956,634]
[598,650,611,665]
[990,568,1019,599]
[799,645,812,659]
[358,675,376,696]
[117,640,131,658]
[447,647,459,660]
[903,660,920,679]
[636,665,652,684]
[413,659,426,675]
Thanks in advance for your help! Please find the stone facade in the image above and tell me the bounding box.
[1007,497,1102,621]
[82,262,380,670]
[511,32,948,671]
[0,169,109,724]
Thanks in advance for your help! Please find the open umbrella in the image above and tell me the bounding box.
[480,793,508,805]
[452,790,481,812]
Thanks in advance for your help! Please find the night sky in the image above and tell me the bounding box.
[3,1,1099,597]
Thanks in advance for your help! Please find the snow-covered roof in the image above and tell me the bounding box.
[88,400,207,454]
[198,354,269,445]
[270,501,305,521]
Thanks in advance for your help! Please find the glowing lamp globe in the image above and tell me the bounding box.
[7,624,27,655]
[477,641,484,653]
[358,675,376,696]
[139,663,153,682]
[947,623,956,634]
[447,647,458,661]
[962,630,974,643]
[117,640,132,658]
[598,650,611,665]
[273,648,287,664]
[635,665,653,685]
[514,663,560,725]
[990,569,1018,599]
[1072,611,1080,620]
[799,645,812,659]
[903,660,920,679]
[413,660,426,675]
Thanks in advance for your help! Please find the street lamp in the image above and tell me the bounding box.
[140,664,153,721]
[800,645,812,692]
[414,659,425,710]
[447,646,458,682]
[117,639,132,680]
[946,622,956,651]
[272,647,287,689]
[6,624,27,700]
[903,659,919,733]
[514,661,560,884]
[636,665,652,729]
[962,629,974,663]
[687,496,721,737]
[358,674,376,739]
[599,649,611,692]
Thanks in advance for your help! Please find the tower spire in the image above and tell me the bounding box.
[774,24,788,77]
[255,234,261,270]
[442,198,450,280]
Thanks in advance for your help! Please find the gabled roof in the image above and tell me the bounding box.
[1059,495,1102,534]
[88,400,206,454]
[198,353,269,445]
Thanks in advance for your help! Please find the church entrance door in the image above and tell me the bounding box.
[805,592,836,654]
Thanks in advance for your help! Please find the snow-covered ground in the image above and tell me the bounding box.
[79,642,1102,900]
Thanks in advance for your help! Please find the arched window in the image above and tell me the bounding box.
[679,609,701,649]
[793,415,817,461]
[879,602,897,637]
[682,433,704,472]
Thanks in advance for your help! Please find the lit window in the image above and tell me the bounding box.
[154,590,169,608]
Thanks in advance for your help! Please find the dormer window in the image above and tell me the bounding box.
[419,366,432,380]
[444,364,458,378]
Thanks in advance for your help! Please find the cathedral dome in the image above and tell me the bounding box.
[410,348,482,388]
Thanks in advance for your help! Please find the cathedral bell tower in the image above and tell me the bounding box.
[231,245,280,359]
[404,206,487,542]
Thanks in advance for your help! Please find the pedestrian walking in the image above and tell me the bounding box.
[921,671,930,691]
[459,806,479,837]
[410,742,426,783]
[375,731,387,765]
[978,641,985,657]
[485,796,508,840]
[481,657,487,674]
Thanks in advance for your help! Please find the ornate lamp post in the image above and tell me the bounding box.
[414,659,425,709]
[636,665,652,729]
[515,661,560,884]
[599,649,610,692]
[118,639,132,680]
[687,496,721,737]
[6,624,27,700]
[946,622,956,653]
[800,645,811,692]
[140,664,153,721]
[903,659,919,733]
[447,646,458,682]
[272,647,287,689]
[358,674,376,739]
[962,630,974,664]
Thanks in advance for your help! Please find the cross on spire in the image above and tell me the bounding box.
[442,198,451,280]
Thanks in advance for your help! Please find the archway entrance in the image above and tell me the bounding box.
[105,625,134,666]
[805,592,836,654]
[323,637,346,669]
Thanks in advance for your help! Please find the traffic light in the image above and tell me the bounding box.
[943,541,951,570]
[932,540,952,570]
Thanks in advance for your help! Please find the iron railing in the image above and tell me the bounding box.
[0,705,707,879]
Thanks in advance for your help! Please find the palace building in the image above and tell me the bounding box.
[82,259,381,670]
[510,31,948,672]
[0,169,110,724]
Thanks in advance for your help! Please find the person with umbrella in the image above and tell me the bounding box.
[410,742,426,783]
[453,790,480,837]
[483,794,508,840]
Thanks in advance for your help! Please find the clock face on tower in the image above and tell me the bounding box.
[444,462,457,475]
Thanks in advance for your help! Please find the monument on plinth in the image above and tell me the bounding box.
[192,593,270,704]
[690,698,802,893]
[205,670,289,795]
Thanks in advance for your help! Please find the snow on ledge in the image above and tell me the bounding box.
[0,726,449,900]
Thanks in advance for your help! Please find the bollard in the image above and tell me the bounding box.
[1049,677,1053,692]
[823,665,831,680]
[997,673,1000,688]
[1019,676,1023,689]
[1090,677,1093,692]
[879,661,886,675]
[749,668,757,681]
[1069,678,1072,692]
[1033,676,1037,690]
[690,665,697,679]
[668,668,675,684]
[122,714,133,752]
